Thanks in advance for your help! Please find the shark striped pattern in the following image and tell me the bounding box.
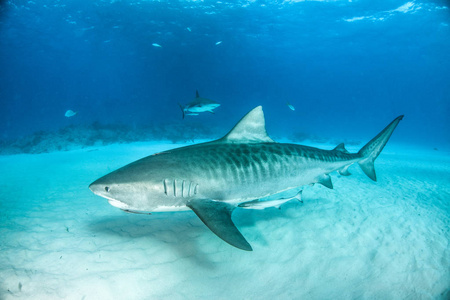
[90,106,403,250]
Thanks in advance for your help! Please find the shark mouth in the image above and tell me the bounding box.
[108,199,152,215]
[108,199,130,210]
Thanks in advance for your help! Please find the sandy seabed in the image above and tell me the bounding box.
[0,141,449,300]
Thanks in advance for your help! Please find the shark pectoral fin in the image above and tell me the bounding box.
[207,110,215,114]
[187,199,252,251]
[317,174,333,189]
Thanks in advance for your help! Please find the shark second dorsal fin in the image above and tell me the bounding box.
[333,143,349,153]
[220,106,275,143]
[196,90,200,98]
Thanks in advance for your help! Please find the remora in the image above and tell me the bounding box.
[89,106,403,251]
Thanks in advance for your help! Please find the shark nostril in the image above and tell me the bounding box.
[105,186,110,192]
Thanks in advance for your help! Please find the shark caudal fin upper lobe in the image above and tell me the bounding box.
[358,115,404,181]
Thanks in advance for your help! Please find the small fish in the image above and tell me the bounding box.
[286,102,295,111]
[65,110,77,117]
[215,41,222,45]
[152,43,162,48]
[186,27,191,32]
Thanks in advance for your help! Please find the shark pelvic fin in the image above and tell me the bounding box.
[220,106,275,143]
[187,199,252,251]
[358,115,404,181]
[178,103,185,119]
[317,174,333,189]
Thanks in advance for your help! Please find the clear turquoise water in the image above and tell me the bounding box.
[0,1,449,298]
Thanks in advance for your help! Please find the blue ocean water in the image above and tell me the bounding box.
[0,0,449,148]
[1,2,450,299]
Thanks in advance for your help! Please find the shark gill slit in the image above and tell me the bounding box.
[163,179,168,196]
[194,184,199,195]
[188,181,192,197]
[173,179,177,197]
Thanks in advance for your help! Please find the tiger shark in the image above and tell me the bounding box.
[178,90,220,119]
[89,106,403,251]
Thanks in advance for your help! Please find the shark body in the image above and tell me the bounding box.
[178,90,220,119]
[89,106,403,251]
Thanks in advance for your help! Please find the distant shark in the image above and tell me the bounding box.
[89,106,403,251]
[178,90,220,119]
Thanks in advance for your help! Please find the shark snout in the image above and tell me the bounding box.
[88,180,101,194]
[89,179,111,197]
[89,179,132,210]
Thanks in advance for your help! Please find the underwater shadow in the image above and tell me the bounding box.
[87,201,305,263]
[87,212,220,268]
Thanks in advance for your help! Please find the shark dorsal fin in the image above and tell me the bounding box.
[196,90,200,98]
[220,106,275,143]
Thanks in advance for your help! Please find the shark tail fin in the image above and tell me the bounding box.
[178,103,185,119]
[358,115,404,181]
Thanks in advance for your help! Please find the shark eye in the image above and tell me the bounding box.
[105,186,110,192]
